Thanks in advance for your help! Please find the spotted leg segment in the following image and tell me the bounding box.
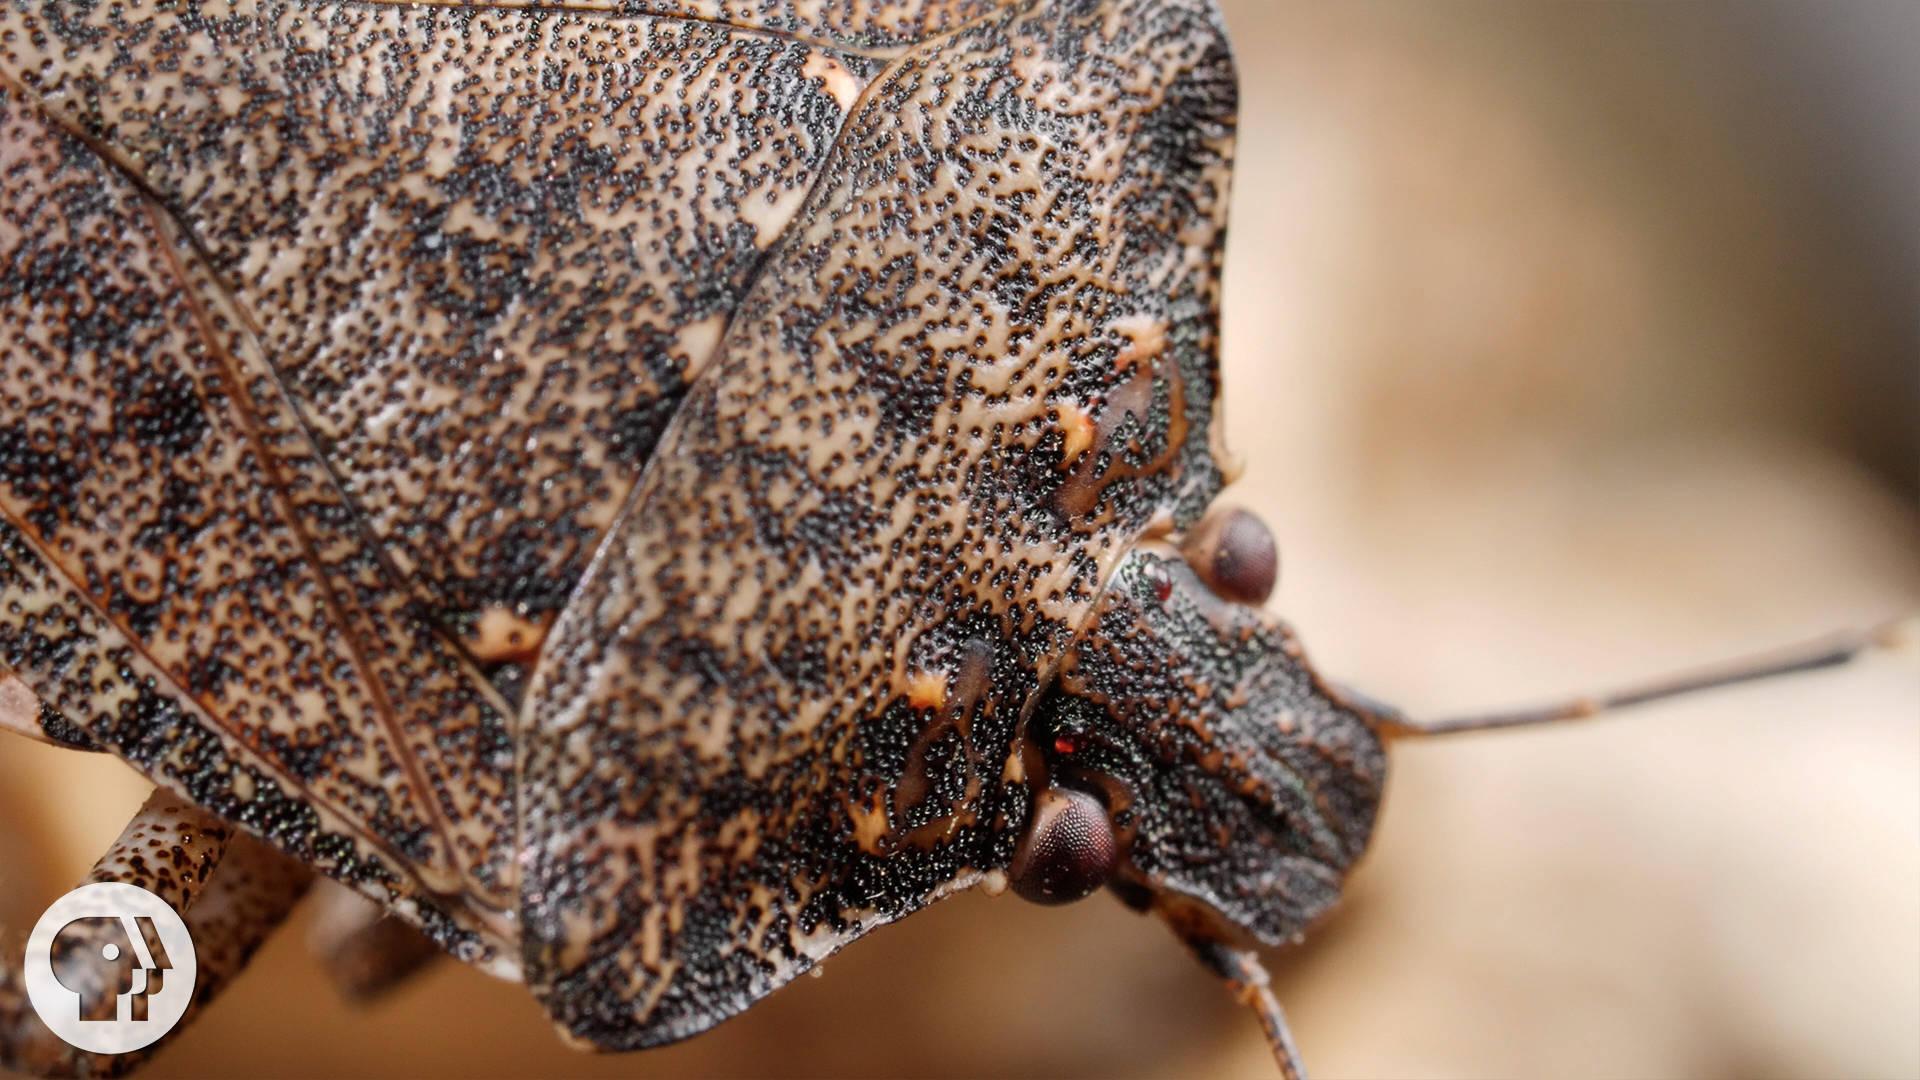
[1186,938,1309,1080]
[0,789,311,1077]
[161,836,312,1065]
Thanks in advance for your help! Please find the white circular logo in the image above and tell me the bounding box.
[23,882,197,1054]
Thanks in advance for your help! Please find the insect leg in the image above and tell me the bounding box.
[0,790,311,1077]
[307,881,442,1001]
[1368,620,1907,737]
[1186,938,1310,1080]
[170,836,312,1057]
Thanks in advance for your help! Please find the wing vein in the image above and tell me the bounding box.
[1,65,521,906]
[556,0,1037,609]
[132,193,474,896]
[0,497,433,885]
[0,67,462,895]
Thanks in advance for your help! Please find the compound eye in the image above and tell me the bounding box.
[1010,786,1118,905]
[1183,506,1278,605]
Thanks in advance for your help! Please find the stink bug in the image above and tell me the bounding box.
[0,0,1901,1076]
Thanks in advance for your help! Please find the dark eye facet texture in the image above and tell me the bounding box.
[1011,786,1119,905]
[1185,507,1279,605]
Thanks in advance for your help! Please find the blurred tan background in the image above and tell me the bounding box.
[4,2,1917,1077]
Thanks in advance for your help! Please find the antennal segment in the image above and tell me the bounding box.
[1372,619,1910,739]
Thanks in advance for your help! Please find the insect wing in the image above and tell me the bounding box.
[520,0,1240,1048]
[0,80,513,959]
[1,0,871,961]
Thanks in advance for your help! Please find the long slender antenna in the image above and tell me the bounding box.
[1372,619,1909,739]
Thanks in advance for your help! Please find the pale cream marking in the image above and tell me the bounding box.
[845,788,890,856]
[802,50,865,112]
[1056,400,1095,465]
[1111,313,1168,371]
[676,313,731,381]
[906,669,949,711]
[638,905,666,970]
[466,606,550,663]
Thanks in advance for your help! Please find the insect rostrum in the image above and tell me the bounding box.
[0,1,1882,1076]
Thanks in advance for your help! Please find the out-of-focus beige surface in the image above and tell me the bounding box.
[3,3,1916,1078]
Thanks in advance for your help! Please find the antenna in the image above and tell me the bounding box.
[1369,619,1909,738]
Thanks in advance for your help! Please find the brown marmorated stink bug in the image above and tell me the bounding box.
[0,0,1899,1076]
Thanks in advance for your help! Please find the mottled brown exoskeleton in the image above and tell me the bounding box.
[0,0,1891,1076]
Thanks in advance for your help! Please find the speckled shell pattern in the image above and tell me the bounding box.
[1034,549,1385,948]
[0,0,1237,1050]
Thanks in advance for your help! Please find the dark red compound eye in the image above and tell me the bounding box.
[1183,506,1278,605]
[1010,786,1119,905]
